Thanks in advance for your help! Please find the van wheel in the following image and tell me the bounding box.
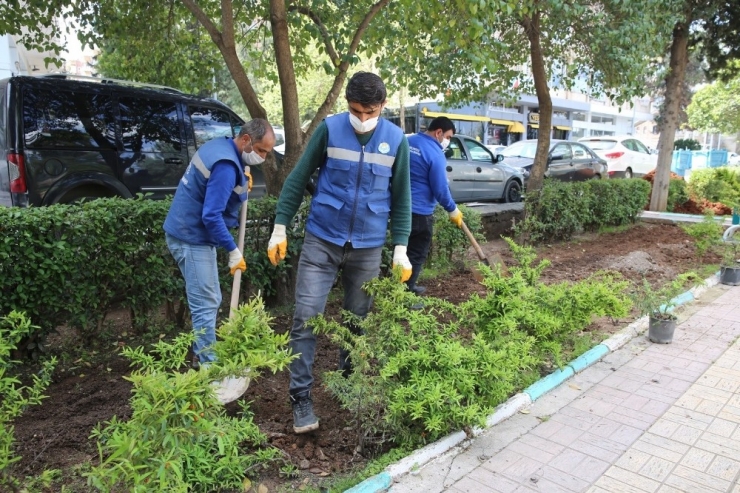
[58,187,115,205]
[504,180,522,203]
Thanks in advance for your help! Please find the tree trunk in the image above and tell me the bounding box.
[650,20,690,211]
[521,13,552,194]
[269,0,303,196]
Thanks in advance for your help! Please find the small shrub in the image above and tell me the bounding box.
[667,178,689,211]
[86,299,295,492]
[0,312,56,489]
[687,168,740,205]
[674,138,701,150]
[631,273,700,321]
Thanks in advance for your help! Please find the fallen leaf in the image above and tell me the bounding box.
[159,333,165,339]
[242,478,252,492]
[257,484,268,493]
[568,383,582,390]
[520,409,530,414]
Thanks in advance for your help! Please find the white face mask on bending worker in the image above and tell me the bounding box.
[349,113,379,133]
[440,138,450,150]
[242,150,265,165]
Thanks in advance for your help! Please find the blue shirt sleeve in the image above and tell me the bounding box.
[428,147,457,212]
[202,161,239,252]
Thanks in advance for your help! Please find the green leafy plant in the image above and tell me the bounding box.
[687,167,740,206]
[674,138,701,150]
[667,178,689,211]
[682,212,740,266]
[86,299,295,492]
[631,273,700,321]
[0,312,56,489]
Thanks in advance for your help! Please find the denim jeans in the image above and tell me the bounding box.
[289,232,382,397]
[405,213,434,290]
[165,233,222,363]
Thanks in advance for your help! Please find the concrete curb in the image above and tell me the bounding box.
[343,273,721,493]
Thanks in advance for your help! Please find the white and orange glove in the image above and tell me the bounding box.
[245,172,253,192]
[392,245,412,282]
[267,224,287,266]
[449,207,463,228]
[228,248,247,275]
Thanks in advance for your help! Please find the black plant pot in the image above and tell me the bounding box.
[648,316,676,344]
[720,265,740,286]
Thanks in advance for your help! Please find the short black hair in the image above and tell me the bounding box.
[345,72,387,106]
[428,117,456,134]
[239,118,274,141]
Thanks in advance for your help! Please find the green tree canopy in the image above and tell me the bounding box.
[686,75,740,134]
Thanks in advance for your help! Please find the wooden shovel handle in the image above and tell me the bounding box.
[461,221,489,264]
[229,167,249,317]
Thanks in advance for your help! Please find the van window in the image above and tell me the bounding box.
[23,87,116,149]
[119,98,183,152]
[188,106,234,148]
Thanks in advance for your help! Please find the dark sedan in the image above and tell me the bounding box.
[498,139,607,187]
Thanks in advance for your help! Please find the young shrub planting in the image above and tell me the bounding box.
[315,278,538,451]
[461,238,632,367]
[86,299,295,492]
[687,168,740,206]
[0,312,56,488]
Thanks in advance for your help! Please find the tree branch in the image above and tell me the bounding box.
[220,0,235,50]
[180,0,223,46]
[288,6,340,64]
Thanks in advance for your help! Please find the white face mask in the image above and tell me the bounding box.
[349,113,379,133]
[441,138,450,150]
[242,150,265,165]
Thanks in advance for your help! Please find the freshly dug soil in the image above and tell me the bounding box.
[9,222,716,491]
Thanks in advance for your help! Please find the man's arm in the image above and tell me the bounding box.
[390,136,411,246]
[429,150,457,212]
[274,122,328,226]
[202,162,239,251]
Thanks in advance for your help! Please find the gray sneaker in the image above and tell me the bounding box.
[291,394,319,434]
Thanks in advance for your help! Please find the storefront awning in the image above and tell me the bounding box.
[529,124,539,129]
[508,122,525,133]
[421,110,490,123]
[490,118,515,126]
[555,125,572,131]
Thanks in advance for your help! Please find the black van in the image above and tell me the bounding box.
[0,74,266,207]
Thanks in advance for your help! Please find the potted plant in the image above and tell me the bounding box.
[631,273,699,344]
[720,224,740,285]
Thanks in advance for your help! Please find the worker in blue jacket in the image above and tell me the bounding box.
[406,117,463,294]
[164,119,275,370]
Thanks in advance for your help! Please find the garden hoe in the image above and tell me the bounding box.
[213,167,251,405]
[460,220,506,282]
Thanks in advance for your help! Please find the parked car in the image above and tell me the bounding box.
[444,134,525,203]
[0,74,262,207]
[272,124,286,153]
[498,139,607,186]
[485,144,506,155]
[729,152,740,166]
[578,135,656,178]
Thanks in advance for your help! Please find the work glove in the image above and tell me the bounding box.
[244,169,253,192]
[392,245,412,283]
[449,207,463,228]
[228,248,247,275]
[267,224,287,266]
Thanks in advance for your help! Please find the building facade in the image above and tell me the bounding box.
[384,89,656,146]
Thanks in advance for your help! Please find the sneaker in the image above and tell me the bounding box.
[191,354,200,370]
[291,394,319,433]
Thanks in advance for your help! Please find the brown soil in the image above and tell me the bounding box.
[9,222,716,491]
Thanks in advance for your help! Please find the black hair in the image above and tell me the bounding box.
[345,72,387,106]
[239,118,274,141]
[428,117,456,134]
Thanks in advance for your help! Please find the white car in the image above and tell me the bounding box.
[729,152,740,166]
[578,136,657,178]
[272,124,286,153]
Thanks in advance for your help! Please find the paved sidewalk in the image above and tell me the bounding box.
[390,283,740,493]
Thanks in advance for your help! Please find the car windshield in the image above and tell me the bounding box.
[581,140,617,151]
[501,141,537,158]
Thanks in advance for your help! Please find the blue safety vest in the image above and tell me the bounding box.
[306,113,403,248]
[163,137,247,245]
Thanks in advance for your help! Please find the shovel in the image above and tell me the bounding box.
[460,220,506,282]
[214,167,251,404]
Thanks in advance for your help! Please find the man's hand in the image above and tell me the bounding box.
[228,248,247,275]
[267,224,287,266]
[449,207,463,228]
[392,245,412,282]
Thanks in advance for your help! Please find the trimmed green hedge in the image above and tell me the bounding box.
[516,178,651,243]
